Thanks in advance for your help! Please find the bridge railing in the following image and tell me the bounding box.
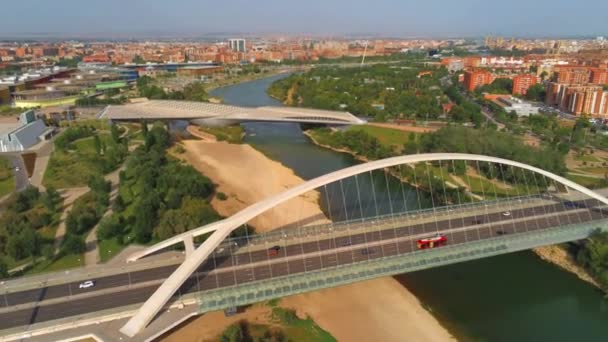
[198,218,608,313]
[212,194,547,253]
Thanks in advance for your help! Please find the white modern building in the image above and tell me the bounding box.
[0,110,53,152]
[497,97,540,117]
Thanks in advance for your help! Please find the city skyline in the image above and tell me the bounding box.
[2,0,608,39]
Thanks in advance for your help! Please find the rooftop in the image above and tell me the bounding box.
[102,100,365,125]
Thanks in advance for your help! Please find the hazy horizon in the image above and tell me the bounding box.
[1,0,607,39]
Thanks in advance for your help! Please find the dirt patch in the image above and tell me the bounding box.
[160,304,273,342]
[21,152,36,178]
[177,137,328,232]
[533,245,600,288]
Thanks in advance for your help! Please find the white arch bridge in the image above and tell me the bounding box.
[121,153,608,337]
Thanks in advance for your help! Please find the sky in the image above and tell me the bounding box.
[2,0,607,38]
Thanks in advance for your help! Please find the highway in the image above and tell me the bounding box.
[0,197,606,331]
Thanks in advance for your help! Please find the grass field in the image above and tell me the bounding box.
[574,154,602,163]
[567,174,608,189]
[349,125,417,150]
[99,238,126,263]
[26,253,84,275]
[199,126,245,144]
[43,133,117,188]
[0,156,15,197]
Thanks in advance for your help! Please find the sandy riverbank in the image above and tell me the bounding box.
[164,131,455,342]
[532,245,600,288]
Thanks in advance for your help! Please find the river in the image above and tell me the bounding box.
[210,75,608,342]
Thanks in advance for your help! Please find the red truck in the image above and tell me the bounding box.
[417,234,447,249]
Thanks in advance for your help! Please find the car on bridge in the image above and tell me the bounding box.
[78,280,95,289]
[417,234,447,249]
[267,245,281,257]
[361,248,376,255]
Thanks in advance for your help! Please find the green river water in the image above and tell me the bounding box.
[210,74,608,342]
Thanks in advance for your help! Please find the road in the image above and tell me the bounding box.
[0,197,606,331]
[0,153,29,193]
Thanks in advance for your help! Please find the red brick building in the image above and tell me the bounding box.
[512,74,538,95]
[590,68,608,85]
[464,70,493,91]
[545,83,608,117]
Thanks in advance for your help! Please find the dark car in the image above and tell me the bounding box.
[472,219,483,224]
[361,248,376,255]
[496,230,508,236]
[341,239,353,246]
[267,245,281,257]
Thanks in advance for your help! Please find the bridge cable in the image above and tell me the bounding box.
[548,176,575,227]
[397,164,415,252]
[486,162,503,237]
[474,161,488,241]
[243,223,257,283]
[383,168,400,256]
[462,161,479,243]
[437,160,454,242]
[338,180,353,268]
[530,171,553,230]
[497,163,520,235]
[450,160,468,236]
[368,170,387,259]
[423,162,440,235]
[354,174,372,263]
[516,165,536,233]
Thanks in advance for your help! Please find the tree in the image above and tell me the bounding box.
[0,260,7,278]
[132,55,146,64]
[62,234,86,254]
[94,135,102,155]
[525,84,546,102]
[111,124,121,143]
[154,197,218,240]
[42,187,61,212]
[141,120,149,138]
[97,215,123,240]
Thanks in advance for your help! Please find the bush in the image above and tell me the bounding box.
[217,192,228,201]
[97,215,123,240]
[62,234,86,254]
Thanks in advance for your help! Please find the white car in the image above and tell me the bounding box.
[14,167,20,172]
[78,280,95,289]
[502,211,511,217]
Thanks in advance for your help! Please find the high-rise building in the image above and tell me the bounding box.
[228,39,246,53]
[555,67,591,85]
[545,82,608,117]
[590,68,608,85]
[463,70,493,91]
[512,74,538,95]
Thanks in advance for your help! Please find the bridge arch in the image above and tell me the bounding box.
[120,153,608,337]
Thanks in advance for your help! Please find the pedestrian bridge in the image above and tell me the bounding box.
[119,153,608,337]
[99,100,366,126]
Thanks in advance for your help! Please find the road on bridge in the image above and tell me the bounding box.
[0,197,606,331]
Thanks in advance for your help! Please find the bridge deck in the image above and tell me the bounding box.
[1,197,607,332]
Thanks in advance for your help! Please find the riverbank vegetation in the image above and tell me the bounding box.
[96,123,219,257]
[218,304,336,342]
[199,126,245,144]
[309,125,566,175]
[268,63,449,121]
[574,230,608,292]
[137,76,208,101]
